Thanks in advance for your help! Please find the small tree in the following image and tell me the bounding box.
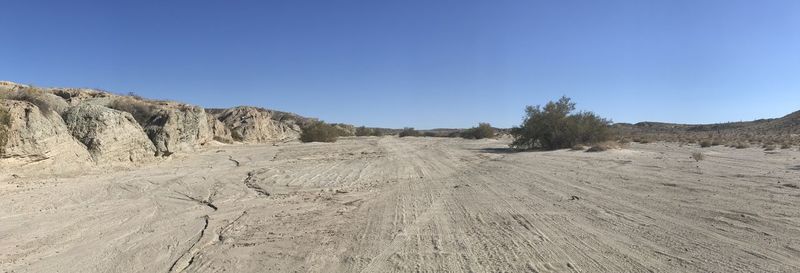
[510,96,610,150]
[399,127,419,137]
[300,121,339,143]
[461,123,495,139]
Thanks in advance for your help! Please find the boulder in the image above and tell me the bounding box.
[215,106,300,143]
[62,104,156,163]
[144,105,213,155]
[32,92,71,115]
[0,100,92,166]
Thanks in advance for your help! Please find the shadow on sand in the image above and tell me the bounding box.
[477,147,521,154]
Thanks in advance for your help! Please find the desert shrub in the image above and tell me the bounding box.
[108,97,159,125]
[692,152,705,161]
[355,126,371,136]
[300,121,339,143]
[735,143,750,149]
[4,87,57,116]
[371,129,384,137]
[763,144,776,151]
[330,124,355,137]
[711,139,723,146]
[699,140,712,148]
[399,127,420,138]
[461,123,495,139]
[780,143,792,149]
[126,92,145,100]
[423,131,437,137]
[510,96,610,150]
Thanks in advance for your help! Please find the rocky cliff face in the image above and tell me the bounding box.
[1,82,314,169]
[0,100,92,166]
[215,106,301,143]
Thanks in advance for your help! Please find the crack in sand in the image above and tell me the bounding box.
[218,211,248,243]
[243,171,270,197]
[168,215,210,273]
[227,156,240,167]
[174,191,218,211]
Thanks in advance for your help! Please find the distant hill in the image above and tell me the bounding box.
[613,110,800,144]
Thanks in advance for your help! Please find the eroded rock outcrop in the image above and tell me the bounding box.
[62,104,156,163]
[1,81,313,173]
[215,106,301,143]
[207,114,233,143]
[0,100,92,165]
[50,88,115,107]
[144,105,212,155]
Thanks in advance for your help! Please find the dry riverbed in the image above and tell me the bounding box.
[1,137,799,272]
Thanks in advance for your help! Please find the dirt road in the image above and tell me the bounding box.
[2,137,799,272]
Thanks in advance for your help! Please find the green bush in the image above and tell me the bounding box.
[300,121,339,143]
[510,96,611,150]
[399,127,420,137]
[461,123,495,139]
[371,128,384,137]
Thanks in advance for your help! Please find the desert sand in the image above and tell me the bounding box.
[1,136,799,273]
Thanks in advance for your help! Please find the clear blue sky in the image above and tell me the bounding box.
[2,0,799,128]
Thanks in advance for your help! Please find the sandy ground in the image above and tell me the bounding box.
[1,137,799,273]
